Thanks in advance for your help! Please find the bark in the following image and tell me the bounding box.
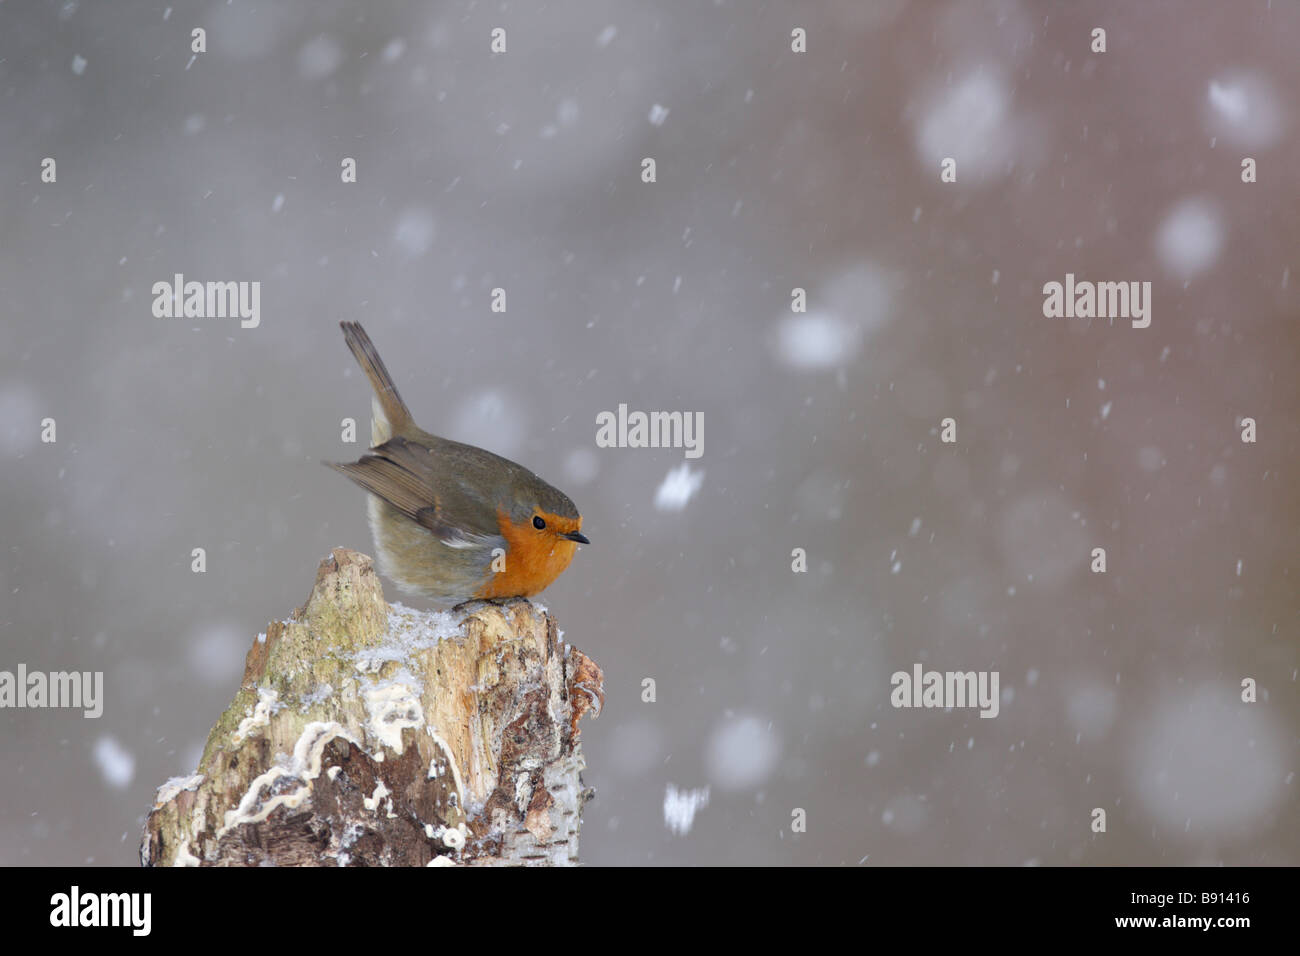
[140,548,603,866]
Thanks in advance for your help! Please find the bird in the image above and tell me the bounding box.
[324,321,588,607]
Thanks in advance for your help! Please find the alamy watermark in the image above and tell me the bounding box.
[0,665,103,718]
[50,886,150,936]
[1042,273,1150,328]
[890,664,999,719]
[151,273,260,328]
[596,403,702,458]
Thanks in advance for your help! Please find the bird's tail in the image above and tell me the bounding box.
[339,321,413,444]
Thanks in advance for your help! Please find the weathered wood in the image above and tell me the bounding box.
[140,548,602,866]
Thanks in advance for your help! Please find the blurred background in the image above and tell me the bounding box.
[1,0,1297,866]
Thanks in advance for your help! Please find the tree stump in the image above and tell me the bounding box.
[140,548,603,866]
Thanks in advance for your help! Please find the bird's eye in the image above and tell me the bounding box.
[533,515,546,530]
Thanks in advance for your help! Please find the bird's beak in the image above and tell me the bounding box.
[562,531,590,544]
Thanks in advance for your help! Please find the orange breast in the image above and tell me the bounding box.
[475,508,579,598]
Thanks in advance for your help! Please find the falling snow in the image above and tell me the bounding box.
[662,784,710,836]
[2,2,1295,871]
[654,463,704,512]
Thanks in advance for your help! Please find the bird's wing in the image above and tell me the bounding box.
[326,436,503,549]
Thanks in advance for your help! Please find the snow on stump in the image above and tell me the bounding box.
[140,547,603,866]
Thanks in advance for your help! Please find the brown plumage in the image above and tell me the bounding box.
[325,322,588,606]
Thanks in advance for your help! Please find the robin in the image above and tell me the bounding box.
[325,322,588,606]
